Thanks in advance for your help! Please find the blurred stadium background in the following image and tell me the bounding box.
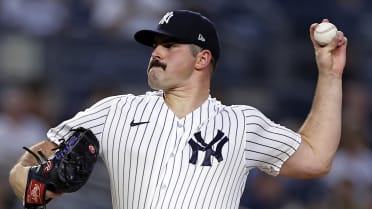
[0,0,371,209]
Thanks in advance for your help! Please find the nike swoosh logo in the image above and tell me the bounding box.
[130,120,150,127]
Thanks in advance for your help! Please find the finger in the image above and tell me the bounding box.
[310,23,321,47]
[336,31,346,47]
[326,31,344,50]
[339,36,348,51]
[45,191,62,199]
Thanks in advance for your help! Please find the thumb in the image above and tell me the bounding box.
[324,31,342,51]
[46,191,63,199]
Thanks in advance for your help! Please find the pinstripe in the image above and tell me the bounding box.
[117,97,136,209]
[245,122,300,143]
[202,112,225,208]
[245,140,291,157]
[223,108,244,209]
[214,110,233,209]
[181,108,205,209]
[193,102,214,207]
[103,97,123,209]
[127,97,149,209]
[106,96,125,209]
[46,91,302,209]
[246,131,297,151]
[245,114,298,136]
[245,149,284,162]
[133,97,162,209]
[143,110,175,209]
[245,158,280,169]
[158,117,184,209]
[186,103,213,209]
[131,98,155,209]
[136,102,166,209]
[219,109,244,209]
[162,114,193,209]
[171,113,197,209]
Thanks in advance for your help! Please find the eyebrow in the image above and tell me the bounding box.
[154,35,187,45]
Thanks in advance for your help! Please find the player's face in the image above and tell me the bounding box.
[147,35,198,91]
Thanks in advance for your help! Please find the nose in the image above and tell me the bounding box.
[151,45,165,60]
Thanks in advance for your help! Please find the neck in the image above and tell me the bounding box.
[163,87,210,118]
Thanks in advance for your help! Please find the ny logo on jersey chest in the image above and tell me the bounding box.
[188,130,229,166]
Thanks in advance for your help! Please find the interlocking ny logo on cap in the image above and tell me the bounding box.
[159,11,174,24]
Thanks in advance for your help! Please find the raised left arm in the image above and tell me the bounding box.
[280,19,348,178]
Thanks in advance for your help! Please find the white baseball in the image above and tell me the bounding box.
[314,22,338,45]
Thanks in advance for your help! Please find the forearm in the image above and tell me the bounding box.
[299,73,342,171]
[280,20,347,178]
[9,140,57,200]
[9,163,29,200]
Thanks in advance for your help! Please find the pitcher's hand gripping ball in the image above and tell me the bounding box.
[314,22,338,46]
[22,127,99,209]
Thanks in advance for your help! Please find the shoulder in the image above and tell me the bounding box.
[205,96,265,117]
[89,91,163,109]
[223,103,263,116]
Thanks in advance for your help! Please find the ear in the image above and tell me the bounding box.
[195,49,212,70]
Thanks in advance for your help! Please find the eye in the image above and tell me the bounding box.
[152,42,175,49]
[162,42,175,48]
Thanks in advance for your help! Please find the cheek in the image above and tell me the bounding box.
[169,56,195,74]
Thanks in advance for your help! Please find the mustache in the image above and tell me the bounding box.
[148,59,167,71]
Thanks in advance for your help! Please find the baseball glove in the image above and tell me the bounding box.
[22,127,99,209]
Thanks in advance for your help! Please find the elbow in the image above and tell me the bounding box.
[313,164,331,177]
[311,152,336,177]
[305,161,332,178]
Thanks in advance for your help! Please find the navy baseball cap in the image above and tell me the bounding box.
[134,10,220,61]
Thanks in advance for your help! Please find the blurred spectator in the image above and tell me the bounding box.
[322,125,372,209]
[324,179,366,209]
[240,170,288,209]
[0,35,44,83]
[0,86,48,209]
[211,0,295,88]
[324,80,372,209]
[343,82,371,128]
[321,82,372,209]
[342,81,372,145]
[0,0,68,36]
[90,0,181,39]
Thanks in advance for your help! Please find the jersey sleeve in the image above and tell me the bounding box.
[47,95,122,150]
[242,107,301,176]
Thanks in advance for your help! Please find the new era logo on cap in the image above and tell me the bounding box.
[134,10,220,61]
[198,34,206,42]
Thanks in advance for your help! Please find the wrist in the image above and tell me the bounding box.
[318,70,343,81]
[9,164,29,200]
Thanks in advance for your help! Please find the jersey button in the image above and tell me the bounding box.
[161,183,167,190]
[177,122,183,128]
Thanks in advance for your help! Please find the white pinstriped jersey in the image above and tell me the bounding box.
[47,91,301,209]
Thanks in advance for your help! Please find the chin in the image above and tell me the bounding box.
[148,80,161,90]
